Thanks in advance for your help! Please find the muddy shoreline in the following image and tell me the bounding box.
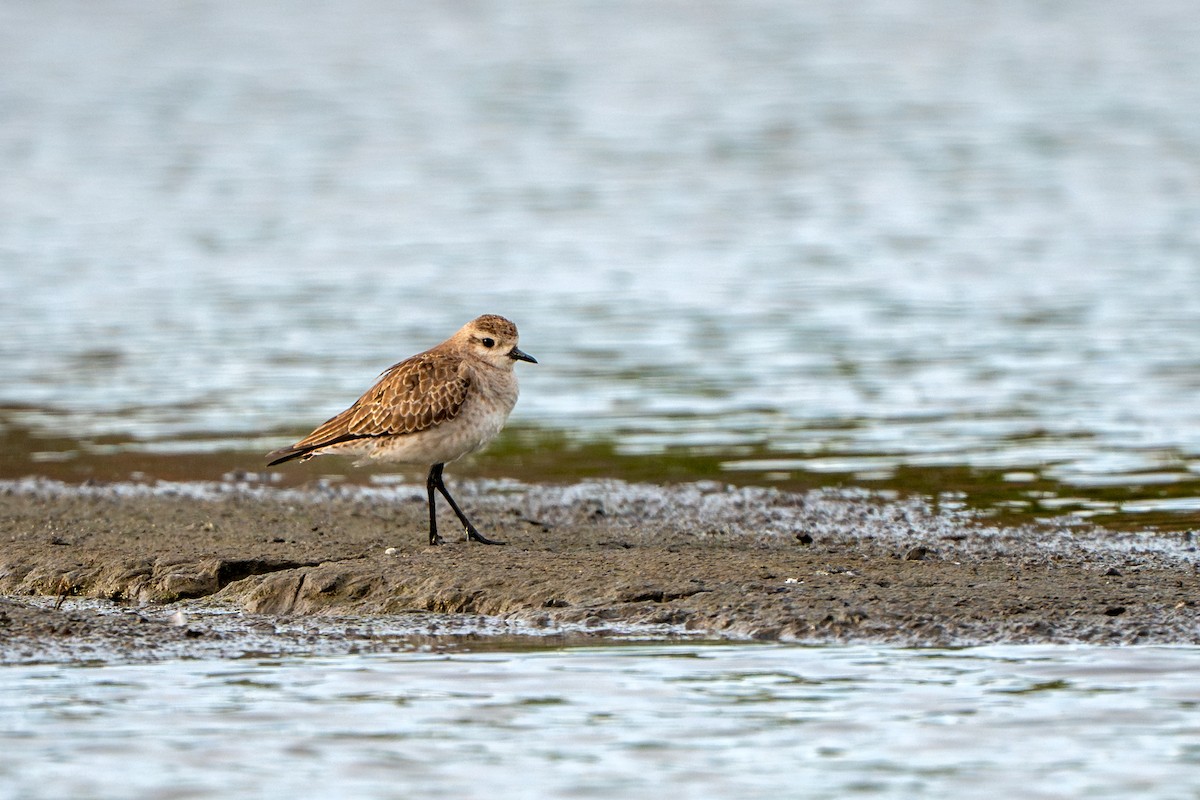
[2,477,1198,663]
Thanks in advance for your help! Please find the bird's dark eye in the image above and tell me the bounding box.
[481,337,495,348]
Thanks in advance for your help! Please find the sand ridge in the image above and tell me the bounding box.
[2,477,1198,661]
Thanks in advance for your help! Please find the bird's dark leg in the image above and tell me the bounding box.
[428,463,506,546]
[426,466,445,546]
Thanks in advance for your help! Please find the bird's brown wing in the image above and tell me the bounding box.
[267,351,470,464]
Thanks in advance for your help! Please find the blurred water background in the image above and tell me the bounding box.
[5,6,1200,797]
[2,0,1199,528]
[6,642,1200,800]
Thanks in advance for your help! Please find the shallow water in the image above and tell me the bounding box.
[3,643,1200,800]
[1,0,1199,525]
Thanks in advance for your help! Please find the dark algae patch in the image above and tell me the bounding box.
[3,415,1198,533]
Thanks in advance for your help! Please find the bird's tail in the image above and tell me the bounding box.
[267,432,366,466]
[265,445,316,467]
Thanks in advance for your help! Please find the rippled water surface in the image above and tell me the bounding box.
[3,643,1200,799]
[1,0,1199,524]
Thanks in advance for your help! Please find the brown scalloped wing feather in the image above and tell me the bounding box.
[290,351,470,451]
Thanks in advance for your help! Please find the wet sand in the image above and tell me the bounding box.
[2,477,1198,662]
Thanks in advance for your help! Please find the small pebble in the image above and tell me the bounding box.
[384,547,398,556]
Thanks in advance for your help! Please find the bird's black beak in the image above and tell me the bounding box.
[509,346,537,364]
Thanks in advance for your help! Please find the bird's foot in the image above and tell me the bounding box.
[429,531,446,546]
[466,526,506,546]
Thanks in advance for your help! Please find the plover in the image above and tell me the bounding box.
[267,315,537,546]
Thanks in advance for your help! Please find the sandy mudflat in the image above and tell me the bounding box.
[2,477,1198,662]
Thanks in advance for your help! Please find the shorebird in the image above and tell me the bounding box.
[267,314,536,546]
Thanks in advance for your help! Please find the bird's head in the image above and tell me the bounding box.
[458,314,537,370]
